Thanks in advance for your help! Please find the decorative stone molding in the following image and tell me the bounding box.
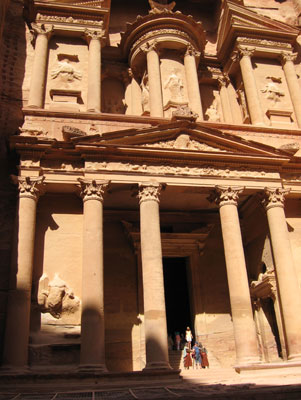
[138,182,162,204]
[142,135,226,152]
[19,124,48,137]
[62,125,87,141]
[236,37,292,50]
[262,187,290,210]
[210,186,244,207]
[12,176,45,201]
[78,178,108,202]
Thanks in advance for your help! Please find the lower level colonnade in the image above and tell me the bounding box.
[2,179,301,371]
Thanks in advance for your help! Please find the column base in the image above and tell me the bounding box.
[143,361,172,370]
[78,364,108,373]
[0,365,30,374]
[288,353,301,362]
[236,356,261,365]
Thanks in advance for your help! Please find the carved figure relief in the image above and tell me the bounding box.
[37,273,80,320]
[141,72,150,114]
[51,56,82,83]
[261,77,284,106]
[164,69,184,103]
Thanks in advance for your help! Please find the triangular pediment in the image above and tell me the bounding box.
[217,0,299,60]
[72,121,291,162]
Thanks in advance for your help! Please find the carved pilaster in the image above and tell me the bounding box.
[13,176,45,201]
[138,182,162,204]
[210,186,244,207]
[78,179,108,202]
[262,187,290,210]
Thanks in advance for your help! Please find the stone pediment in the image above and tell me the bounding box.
[217,0,299,61]
[71,121,291,160]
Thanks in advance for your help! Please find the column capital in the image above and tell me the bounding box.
[281,52,297,65]
[185,44,201,58]
[138,182,162,204]
[141,40,159,54]
[31,23,53,39]
[232,46,254,63]
[12,175,45,201]
[78,178,109,202]
[218,74,230,89]
[263,187,290,210]
[84,28,105,44]
[210,186,244,207]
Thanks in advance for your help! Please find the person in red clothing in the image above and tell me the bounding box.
[183,344,193,369]
[200,344,209,368]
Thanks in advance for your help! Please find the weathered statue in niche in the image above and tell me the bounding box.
[164,69,184,103]
[37,273,80,321]
[141,71,150,114]
[205,99,220,122]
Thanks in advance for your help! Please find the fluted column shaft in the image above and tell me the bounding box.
[264,188,301,361]
[213,186,259,364]
[218,76,233,123]
[281,53,301,128]
[138,183,170,369]
[86,30,103,112]
[143,42,163,118]
[28,24,52,108]
[184,45,204,121]
[237,47,265,126]
[78,179,108,371]
[3,176,44,369]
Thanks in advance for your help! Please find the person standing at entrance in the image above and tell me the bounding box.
[174,331,181,351]
[185,326,193,349]
[200,344,209,368]
[192,342,201,369]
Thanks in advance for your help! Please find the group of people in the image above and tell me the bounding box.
[170,327,209,370]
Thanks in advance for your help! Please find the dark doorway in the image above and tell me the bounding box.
[163,257,192,338]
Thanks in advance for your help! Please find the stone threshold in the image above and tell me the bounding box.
[235,360,301,375]
[0,367,182,391]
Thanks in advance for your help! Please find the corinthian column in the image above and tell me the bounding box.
[235,46,265,126]
[142,41,163,118]
[212,186,259,364]
[138,182,171,369]
[3,176,44,369]
[184,45,204,121]
[28,24,53,108]
[78,178,108,371]
[281,52,301,128]
[85,29,104,112]
[263,188,301,361]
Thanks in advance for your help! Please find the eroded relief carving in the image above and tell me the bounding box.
[148,0,176,14]
[36,13,104,26]
[38,273,80,320]
[19,124,48,137]
[261,77,285,106]
[142,134,226,152]
[62,125,87,141]
[205,99,220,122]
[171,105,198,121]
[51,56,82,83]
[164,69,184,103]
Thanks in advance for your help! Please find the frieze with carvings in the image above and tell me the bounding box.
[84,160,278,179]
[141,135,226,152]
[236,37,292,50]
[36,13,104,27]
[132,29,191,52]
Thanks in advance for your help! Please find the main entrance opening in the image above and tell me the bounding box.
[163,257,192,340]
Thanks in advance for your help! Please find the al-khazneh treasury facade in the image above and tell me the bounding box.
[1,0,301,378]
